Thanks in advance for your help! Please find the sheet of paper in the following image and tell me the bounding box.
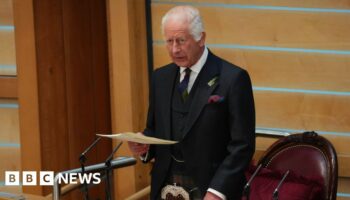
[96,132,178,145]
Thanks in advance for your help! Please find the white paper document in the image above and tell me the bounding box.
[96,132,178,145]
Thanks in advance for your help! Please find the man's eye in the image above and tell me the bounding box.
[166,39,173,44]
[179,39,186,44]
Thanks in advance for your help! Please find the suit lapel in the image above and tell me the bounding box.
[160,64,178,140]
[182,52,221,139]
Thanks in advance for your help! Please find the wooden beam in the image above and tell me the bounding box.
[13,0,43,195]
[107,0,151,199]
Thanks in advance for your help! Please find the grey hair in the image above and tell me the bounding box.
[161,6,204,41]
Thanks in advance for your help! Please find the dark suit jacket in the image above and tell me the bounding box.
[143,51,255,200]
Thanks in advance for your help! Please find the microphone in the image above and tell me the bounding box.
[272,170,290,200]
[104,142,123,200]
[105,142,123,165]
[79,137,102,164]
[79,137,102,200]
[242,164,262,200]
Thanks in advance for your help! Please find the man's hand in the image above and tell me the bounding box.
[204,192,223,200]
[127,132,149,156]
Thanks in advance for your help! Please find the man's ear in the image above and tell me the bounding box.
[199,32,206,47]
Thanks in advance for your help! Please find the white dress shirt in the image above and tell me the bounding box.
[179,48,208,93]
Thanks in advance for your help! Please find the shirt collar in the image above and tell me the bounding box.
[179,47,208,74]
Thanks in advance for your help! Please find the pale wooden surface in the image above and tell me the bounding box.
[107,0,151,199]
[152,4,350,50]
[157,0,350,9]
[0,147,21,180]
[153,46,350,91]
[0,100,20,142]
[0,0,13,25]
[0,0,20,194]
[338,177,350,194]
[0,32,16,69]
[0,185,22,194]
[257,136,350,155]
[107,0,137,198]
[125,185,151,200]
[13,0,43,195]
[254,92,350,133]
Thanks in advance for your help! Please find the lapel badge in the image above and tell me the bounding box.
[207,76,218,87]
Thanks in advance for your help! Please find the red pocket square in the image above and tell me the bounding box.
[208,95,224,103]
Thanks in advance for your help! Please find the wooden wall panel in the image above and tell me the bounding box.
[212,49,350,91]
[0,77,17,98]
[153,46,350,91]
[0,147,20,180]
[32,1,71,189]
[0,32,16,67]
[0,65,16,76]
[13,0,42,195]
[0,186,21,194]
[0,0,13,25]
[30,0,112,198]
[152,5,350,50]
[257,135,350,156]
[339,177,350,194]
[0,102,19,143]
[339,156,350,177]
[14,0,112,197]
[155,0,350,9]
[0,0,20,194]
[107,0,151,199]
[255,92,350,133]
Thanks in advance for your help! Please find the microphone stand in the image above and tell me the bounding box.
[53,156,136,200]
[104,141,123,200]
[79,137,102,200]
[272,170,290,200]
[242,164,262,200]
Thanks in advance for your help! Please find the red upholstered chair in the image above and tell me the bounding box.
[255,131,338,200]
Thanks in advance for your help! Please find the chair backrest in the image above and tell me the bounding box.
[258,131,338,200]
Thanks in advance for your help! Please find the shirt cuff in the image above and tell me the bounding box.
[139,151,150,162]
[207,188,226,200]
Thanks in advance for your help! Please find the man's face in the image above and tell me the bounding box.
[163,20,205,67]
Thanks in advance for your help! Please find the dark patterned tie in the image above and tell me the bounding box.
[178,68,191,101]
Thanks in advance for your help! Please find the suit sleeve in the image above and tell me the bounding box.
[209,69,256,199]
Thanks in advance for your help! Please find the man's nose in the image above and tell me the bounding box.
[171,42,181,54]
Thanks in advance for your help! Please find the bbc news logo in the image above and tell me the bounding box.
[5,171,101,186]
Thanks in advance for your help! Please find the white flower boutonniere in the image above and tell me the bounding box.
[207,76,218,87]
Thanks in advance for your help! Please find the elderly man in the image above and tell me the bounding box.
[129,5,255,200]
